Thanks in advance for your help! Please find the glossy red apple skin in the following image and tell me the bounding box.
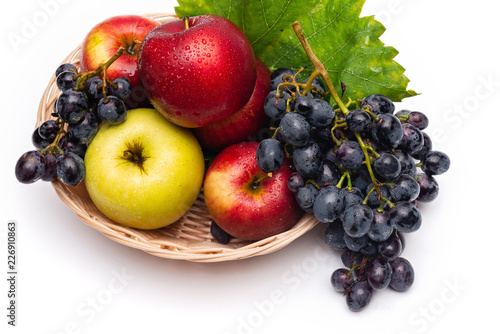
[80,15,159,87]
[203,142,303,241]
[138,15,257,128]
[193,58,271,152]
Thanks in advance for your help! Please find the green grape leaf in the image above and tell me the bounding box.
[175,0,417,102]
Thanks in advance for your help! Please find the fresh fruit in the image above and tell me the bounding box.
[80,15,159,87]
[138,14,257,128]
[253,23,450,311]
[203,142,303,241]
[193,58,271,152]
[84,108,205,230]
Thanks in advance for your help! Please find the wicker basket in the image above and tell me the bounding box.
[36,13,319,262]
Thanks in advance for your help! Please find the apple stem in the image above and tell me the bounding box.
[123,149,141,163]
[253,173,272,188]
[183,16,190,30]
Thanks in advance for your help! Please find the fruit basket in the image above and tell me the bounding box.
[36,13,319,262]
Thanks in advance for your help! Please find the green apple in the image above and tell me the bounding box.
[84,108,205,229]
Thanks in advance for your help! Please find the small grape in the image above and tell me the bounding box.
[416,173,439,202]
[377,233,403,261]
[97,96,127,124]
[407,111,429,130]
[367,209,393,242]
[295,183,319,212]
[56,90,88,124]
[264,91,292,120]
[331,268,354,292]
[84,76,108,102]
[336,141,364,170]
[389,174,420,202]
[292,141,323,179]
[41,152,58,182]
[15,150,45,184]
[210,220,231,244]
[393,150,417,176]
[421,151,450,175]
[366,257,393,290]
[411,131,432,160]
[346,109,372,132]
[287,172,305,193]
[58,135,87,159]
[342,203,373,238]
[342,187,364,208]
[110,77,132,100]
[307,98,334,128]
[374,152,401,179]
[361,94,395,114]
[346,281,373,312]
[372,113,404,148]
[38,120,60,140]
[389,202,422,233]
[56,71,77,91]
[31,127,52,150]
[256,138,284,173]
[56,152,85,187]
[67,111,100,145]
[315,160,341,187]
[344,234,369,252]
[398,123,424,154]
[389,257,415,292]
[293,95,312,116]
[313,186,345,223]
[278,112,311,146]
[325,219,347,250]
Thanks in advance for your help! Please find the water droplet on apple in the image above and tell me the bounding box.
[206,53,211,58]
[185,45,190,50]
[197,58,203,63]
[202,39,207,44]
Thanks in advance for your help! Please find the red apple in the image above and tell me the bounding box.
[193,57,272,152]
[203,142,303,241]
[137,15,257,128]
[80,15,160,88]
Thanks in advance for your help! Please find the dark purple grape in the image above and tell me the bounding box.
[342,187,364,208]
[389,174,420,202]
[67,111,99,145]
[361,94,394,114]
[341,249,359,268]
[374,152,401,179]
[411,132,431,161]
[344,234,369,252]
[372,114,403,148]
[342,203,373,238]
[407,111,429,130]
[292,141,323,179]
[346,109,372,132]
[210,220,231,244]
[256,138,284,173]
[15,150,45,184]
[264,91,292,120]
[58,135,87,159]
[336,141,364,170]
[346,281,373,311]
[377,233,403,261]
[288,172,305,193]
[367,257,393,290]
[313,186,345,223]
[56,152,85,187]
[331,268,354,292]
[390,257,415,292]
[97,96,127,124]
[84,76,108,102]
[367,209,393,242]
[365,184,391,209]
[389,202,422,233]
[110,77,132,100]
[393,150,416,176]
[398,123,424,154]
[56,71,77,91]
[279,112,311,146]
[56,90,88,124]
[295,183,319,212]
[307,98,334,128]
[416,173,439,202]
[325,219,346,250]
[294,95,311,116]
[421,151,450,175]
[315,160,341,187]
[38,120,60,140]
[41,152,58,182]
[31,127,52,150]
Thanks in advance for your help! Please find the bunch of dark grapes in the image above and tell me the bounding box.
[15,61,132,187]
[257,67,450,311]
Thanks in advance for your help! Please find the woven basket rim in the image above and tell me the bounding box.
[37,13,319,262]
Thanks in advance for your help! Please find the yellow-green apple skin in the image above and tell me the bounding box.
[84,108,205,230]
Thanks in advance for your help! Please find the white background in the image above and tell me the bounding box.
[1,1,497,333]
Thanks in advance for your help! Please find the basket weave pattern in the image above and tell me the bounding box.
[37,13,319,262]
